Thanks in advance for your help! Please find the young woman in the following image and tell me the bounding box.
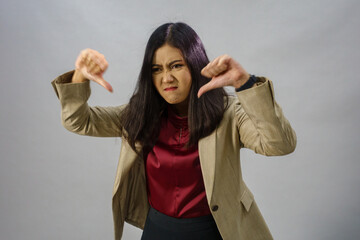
[52,22,296,240]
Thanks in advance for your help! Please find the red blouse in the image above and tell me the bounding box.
[145,107,211,218]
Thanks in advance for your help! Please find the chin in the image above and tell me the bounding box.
[164,98,181,105]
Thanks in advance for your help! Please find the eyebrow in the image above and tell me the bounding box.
[152,59,183,67]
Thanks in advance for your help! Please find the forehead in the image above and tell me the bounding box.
[152,44,184,64]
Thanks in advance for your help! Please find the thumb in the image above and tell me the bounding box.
[80,68,113,93]
[197,81,214,98]
[94,75,113,93]
[197,75,228,98]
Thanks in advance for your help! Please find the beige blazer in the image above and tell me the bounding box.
[52,71,296,240]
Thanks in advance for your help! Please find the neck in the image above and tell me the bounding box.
[171,101,188,117]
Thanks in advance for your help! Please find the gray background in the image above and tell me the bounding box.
[1,0,359,239]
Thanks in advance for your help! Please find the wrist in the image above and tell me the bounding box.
[72,69,87,83]
[233,73,250,89]
[235,74,257,92]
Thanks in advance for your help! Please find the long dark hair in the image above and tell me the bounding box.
[120,22,228,153]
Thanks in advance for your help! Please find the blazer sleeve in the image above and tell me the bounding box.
[235,77,297,156]
[51,70,125,137]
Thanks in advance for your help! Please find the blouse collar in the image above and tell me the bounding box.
[167,106,188,129]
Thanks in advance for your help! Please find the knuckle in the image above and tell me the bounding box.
[83,48,91,54]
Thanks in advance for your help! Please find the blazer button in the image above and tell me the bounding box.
[211,205,219,211]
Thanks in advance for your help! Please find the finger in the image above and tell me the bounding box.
[212,64,227,76]
[217,57,231,73]
[75,51,86,69]
[97,58,108,72]
[197,85,206,98]
[87,56,106,74]
[201,67,212,78]
[87,60,97,73]
[93,75,113,93]
[88,52,108,72]
[201,64,227,78]
[201,57,218,77]
[89,65,103,75]
[80,68,113,93]
[197,79,222,98]
[198,81,216,98]
[201,55,230,78]
[211,56,230,75]
[76,49,91,69]
[201,67,214,78]
[209,56,221,68]
[85,55,92,66]
[201,58,219,77]
[197,72,235,98]
[79,50,108,74]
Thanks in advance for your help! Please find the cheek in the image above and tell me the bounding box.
[184,74,192,93]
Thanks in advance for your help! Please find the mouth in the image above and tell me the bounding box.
[164,87,178,91]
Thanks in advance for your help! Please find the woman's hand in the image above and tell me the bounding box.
[72,48,113,92]
[198,55,250,98]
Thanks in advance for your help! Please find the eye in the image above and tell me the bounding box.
[171,64,183,69]
[151,67,161,73]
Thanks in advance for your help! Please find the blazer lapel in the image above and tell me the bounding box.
[112,141,140,196]
[198,128,217,203]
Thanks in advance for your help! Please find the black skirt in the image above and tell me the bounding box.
[141,207,223,240]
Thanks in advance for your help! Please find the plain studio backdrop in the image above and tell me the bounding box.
[1,0,359,239]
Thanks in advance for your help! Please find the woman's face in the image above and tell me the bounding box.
[152,44,192,115]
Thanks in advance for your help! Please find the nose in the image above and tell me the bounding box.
[162,71,174,83]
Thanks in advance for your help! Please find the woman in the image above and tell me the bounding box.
[52,22,296,240]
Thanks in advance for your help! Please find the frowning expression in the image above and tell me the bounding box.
[152,44,192,113]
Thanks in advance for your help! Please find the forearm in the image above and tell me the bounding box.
[52,71,124,137]
[236,78,297,156]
